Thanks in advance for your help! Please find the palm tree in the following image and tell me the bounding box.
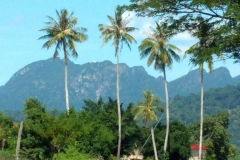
[98,6,137,159]
[132,90,162,160]
[139,22,181,154]
[16,121,23,160]
[39,9,87,113]
[184,19,223,160]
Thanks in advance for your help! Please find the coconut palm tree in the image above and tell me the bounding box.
[132,90,162,160]
[98,6,137,159]
[16,121,23,160]
[39,9,87,113]
[139,22,181,154]
[184,18,224,160]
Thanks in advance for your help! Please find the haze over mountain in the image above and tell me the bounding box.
[0,58,239,111]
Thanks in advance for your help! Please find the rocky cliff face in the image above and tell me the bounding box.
[168,67,238,96]
[0,58,239,111]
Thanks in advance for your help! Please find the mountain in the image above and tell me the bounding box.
[0,58,239,111]
[168,67,240,96]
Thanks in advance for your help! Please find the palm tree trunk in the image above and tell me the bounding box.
[16,121,23,160]
[163,67,169,154]
[151,126,158,160]
[116,46,122,160]
[64,61,70,113]
[199,65,204,160]
[63,43,70,113]
[1,139,6,150]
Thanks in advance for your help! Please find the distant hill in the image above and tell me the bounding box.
[169,84,240,152]
[0,58,239,111]
[169,66,240,96]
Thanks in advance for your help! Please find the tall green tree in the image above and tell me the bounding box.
[132,90,162,160]
[184,18,223,160]
[189,111,237,160]
[98,6,137,159]
[126,0,240,62]
[21,98,53,159]
[39,9,87,112]
[138,22,181,154]
[0,112,13,150]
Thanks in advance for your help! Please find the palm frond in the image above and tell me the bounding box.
[132,90,162,126]
[147,52,157,66]
[168,49,181,62]
[140,23,180,72]
[53,41,61,59]
[99,6,136,55]
[38,34,52,40]
[165,44,181,53]
[107,15,116,26]
[45,16,60,28]
[121,14,132,27]
[39,9,87,61]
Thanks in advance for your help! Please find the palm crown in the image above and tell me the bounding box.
[139,22,181,71]
[39,9,87,61]
[185,18,224,71]
[39,9,88,112]
[98,6,137,159]
[132,90,162,126]
[98,6,137,55]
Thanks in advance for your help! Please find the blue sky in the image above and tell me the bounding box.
[0,0,238,86]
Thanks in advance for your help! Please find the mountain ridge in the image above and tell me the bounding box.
[0,58,239,111]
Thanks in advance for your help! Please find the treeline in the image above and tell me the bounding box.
[0,97,237,159]
[170,84,240,151]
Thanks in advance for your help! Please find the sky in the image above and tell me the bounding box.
[0,0,239,86]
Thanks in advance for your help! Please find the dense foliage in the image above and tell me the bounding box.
[98,6,137,159]
[0,97,237,159]
[126,0,240,63]
[1,1,240,159]
[189,111,236,159]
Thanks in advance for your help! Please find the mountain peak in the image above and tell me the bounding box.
[0,58,239,110]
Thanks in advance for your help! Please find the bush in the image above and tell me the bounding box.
[53,145,95,160]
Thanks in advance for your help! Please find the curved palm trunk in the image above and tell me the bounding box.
[16,121,23,160]
[163,67,169,154]
[199,65,204,160]
[63,44,70,113]
[151,126,158,160]
[64,61,70,113]
[116,46,122,160]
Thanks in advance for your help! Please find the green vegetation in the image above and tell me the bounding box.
[124,1,240,159]
[39,9,88,112]
[132,90,162,160]
[0,96,238,159]
[98,6,137,159]
[189,111,236,159]
[2,1,240,159]
[139,21,181,155]
[184,18,223,159]
[126,0,240,62]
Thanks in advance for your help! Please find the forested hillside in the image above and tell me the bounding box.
[170,84,240,151]
[0,58,239,111]
[0,98,237,159]
[2,83,240,155]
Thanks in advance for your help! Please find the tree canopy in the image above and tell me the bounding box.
[126,0,240,62]
[0,96,238,159]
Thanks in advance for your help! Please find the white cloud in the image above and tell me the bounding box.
[172,32,197,41]
[121,12,199,55]
[122,11,155,40]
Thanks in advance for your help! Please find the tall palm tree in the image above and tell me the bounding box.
[16,121,23,160]
[39,9,87,113]
[139,22,181,154]
[184,18,223,160]
[98,6,137,159]
[132,90,162,160]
